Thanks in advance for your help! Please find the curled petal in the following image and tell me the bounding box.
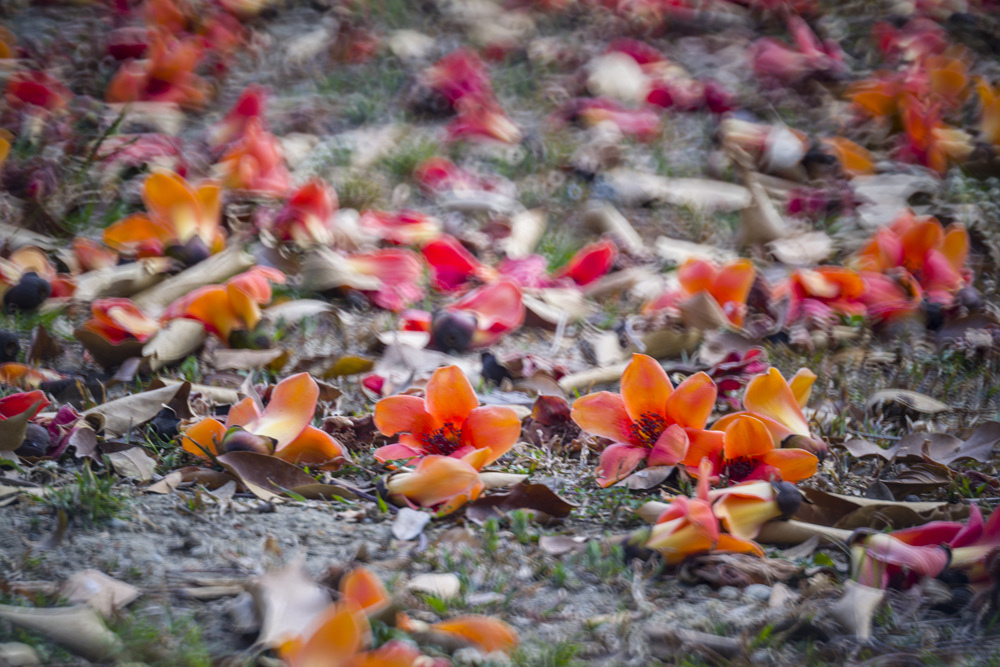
[225,396,262,429]
[665,372,717,429]
[723,414,774,461]
[181,418,226,458]
[595,443,647,487]
[858,532,950,578]
[789,368,817,408]
[941,224,969,273]
[426,366,478,428]
[646,521,714,564]
[714,534,765,558]
[448,279,525,348]
[432,616,519,654]
[374,395,431,437]
[571,392,636,445]
[0,390,51,419]
[248,373,319,449]
[621,354,672,425]
[743,368,811,436]
[273,425,346,470]
[460,405,521,465]
[686,498,719,543]
[373,442,424,466]
[552,239,616,286]
[713,492,781,540]
[423,235,484,292]
[758,448,818,483]
[102,213,174,254]
[386,455,481,508]
[340,567,391,615]
[681,428,725,470]
[279,601,368,667]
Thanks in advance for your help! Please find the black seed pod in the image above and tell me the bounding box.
[4,272,51,312]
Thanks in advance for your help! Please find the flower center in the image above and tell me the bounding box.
[629,413,666,447]
[420,421,462,456]
[724,457,757,483]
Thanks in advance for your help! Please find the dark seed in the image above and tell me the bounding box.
[4,272,51,312]
[0,330,19,362]
[221,426,275,455]
[14,423,52,458]
[431,310,477,354]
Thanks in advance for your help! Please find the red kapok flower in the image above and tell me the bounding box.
[268,180,338,247]
[5,71,71,112]
[571,354,717,487]
[105,32,208,110]
[0,390,50,422]
[216,118,291,195]
[642,258,755,327]
[373,365,521,468]
[78,298,160,344]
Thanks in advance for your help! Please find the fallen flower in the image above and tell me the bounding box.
[572,353,717,487]
[103,169,225,263]
[373,365,521,467]
[105,31,208,109]
[216,117,291,195]
[77,298,160,344]
[642,258,755,327]
[385,454,485,516]
[267,179,338,247]
[209,84,267,150]
[0,390,50,422]
[181,372,346,469]
[359,209,442,246]
[5,71,71,113]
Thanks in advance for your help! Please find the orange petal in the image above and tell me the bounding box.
[665,372,716,429]
[340,567,391,615]
[743,368,810,436]
[181,418,226,458]
[279,601,368,667]
[714,534,765,558]
[571,392,637,445]
[172,286,238,340]
[195,180,222,246]
[386,455,481,508]
[941,224,969,273]
[722,414,773,461]
[678,258,715,294]
[789,368,817,408]
[620,353,673,425]
[225,396,262,429]
[711,259,755,309]
[648,424,688,467]
[102,213,174,253]
[249,373,318,449]
[820,137,875,176]
[374,395,431,436]
[273,425,347,470]
[758,448,818,483]
[460,446,492,471]
[460,405,521,465]
[899,217,944,271]
[142,170,199,241]
[680,428,724,469]
[425,365,478,427]
[713,492,780,540]
[432,616,519,654]
[227,282,263,331]
[645,520,713,565]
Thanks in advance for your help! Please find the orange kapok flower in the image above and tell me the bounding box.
[182,372,346,469]
[78,298,160,344]
[819,137,875,176]
[429,279,526,351]
[339,567,391,616]
[373,365,521,468]
[216,117,291,195]
[646,459,763,564]
[977,77,1000,146]
[711,366,826,459]
[642,258,755,327]
[683,413,818,484]
[105,32,208,110]
[779,265,867,325]
[103,170,225,261]
[385,454,485,516]
[162,266,285,343]
[268,179,338,247]
[708,479,802,540]
[0,25,16,60]
[898,96,973,174]
[571,354,717,487]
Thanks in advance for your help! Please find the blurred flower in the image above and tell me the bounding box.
[0,390,50,422]
[642,258,755,327]
[182,372,346,469]
[555,97,661,141]
[344,250,425,312]
[358,209,442,246]
[572,354,716,487]
[385,454,485,516]
[103,169,225,261]
[5,71,71,113]
[267,180,337,247]
[373,365,521,468]
[777,266,868,326]
[216,118,291,195]
[78,298,159,344]
[208,84,266,150]
[0,25,16,59]
[977,77,1000,146]
[105,32,208,110]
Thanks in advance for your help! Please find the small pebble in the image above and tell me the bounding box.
[717,586,740,600]
[744,584,772,602]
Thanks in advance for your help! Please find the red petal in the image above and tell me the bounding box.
[595,443,647,487]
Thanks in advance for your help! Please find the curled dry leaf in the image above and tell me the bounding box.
[867,389,951,416]
[132,247,256,316]
[61,570,140,618]
[72,257,172,302]
[83,382,190,437]
[829,580,884,641]
[796,487,967,531]
[0,400,43,454]
[465,481,576,524]
[216,451,321,502]
[392,507,432,541]
[211,348,289,373]
[106,447,157,482]
[142,318,208,372]
[842,422,1000,466]
[248,560,332,649]
[0,604,123,662]
[616,466,674,490]
[406,573,461,600]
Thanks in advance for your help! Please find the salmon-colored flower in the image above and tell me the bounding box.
[778,266,868,326]
[359,209,442,246]
[71,239,118,272]
[0,364,62,389]
[339,567,391,617]
[897,96,973,174]
[268,180,338,247]
[413,157,499,196]
[0,390,50,422]
[556,97,661,141]
[819,137,875,176]
[181,372,346,469]
[216,118,291,195]
[398,611,519,654]
[163,266,285,343]
[209,84,267,150]
[105,32,208,110]
[345,250,425,312]
[646,459,764,565]
[572,354,717,487]
[103,170,225,261]
[435,279,525,350]
[78,298,160,344]
[386,455,485,516]
[5,71,70,112]
[711,366,826,460]
[373,365,521,468]
[551,239,617,287]
[642,258,755,327]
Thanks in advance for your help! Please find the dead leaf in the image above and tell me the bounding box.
[867,389,950,416]
[248,559,332,648]
[407,573,460,600]
[393,507,431,541]
[767,231,833,265]
[216,451,319,502]
[616,466,674,490]
[880,461,953,499]
[842,423,1000,465]
[26,325,62,363]
[286,482,359,501]
[212,348,289,373]
[677,291,731,330]
[539,535,583,556]
[796,488,967,531]
[262,299,336,323]
[61,570,140,618]
[300,248,383,292]
[601,171,751,212]
[106,447,157,482]
[0,642,40,665]
[83,383,190,436]
[74,329,145,371]
[0,604,122,661]
[830,581,884,641]
[466,482,576,523]
[500,209,546,259]
[66,427,99,460]
[142,319,207,372]
[740,174,790,246]
[72,257,171,302]
[24,509,68,552]
[0,400,43,452]
[146,470,183,494]
[322,356,374,378]
[132,247,255,317]
[583,202,643,254]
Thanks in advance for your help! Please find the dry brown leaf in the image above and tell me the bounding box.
[0,604,122,662]
[142,319,207,372]
[407,573,460,600]
[616,466,674,490]
[465,481,576,524]
[216,451,319,502]
[867,389,950,416]
[72,257,171,302]
[212,348,289,373]
[830,581,884,641]
[83,383,190,437]
[0,400,43,453]
[248,560,332,649]
[61,570,140,618]
[539,535,583,556]
[796,487,967,530]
